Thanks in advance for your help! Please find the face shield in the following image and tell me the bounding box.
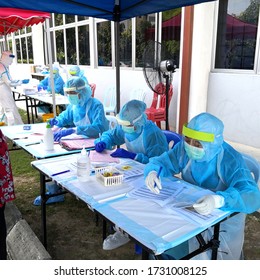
[1,52,15,66]
[64,84,86,106]
[182,113,224,162]
[182,123,215,160]
[69,66,80,76]
[116,114,143,134]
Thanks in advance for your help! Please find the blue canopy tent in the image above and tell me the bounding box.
[0,0,215,115]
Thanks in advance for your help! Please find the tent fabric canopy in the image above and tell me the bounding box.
[0,0,215,22]
[0,8,50,36]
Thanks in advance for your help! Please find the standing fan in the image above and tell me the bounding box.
[143,41,176,130]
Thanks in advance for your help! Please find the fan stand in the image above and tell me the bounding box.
[164,72,171,130]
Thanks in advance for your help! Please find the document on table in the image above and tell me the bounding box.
[115,160,145,181]
[127,177,184,207]
[89,150,120,164]
[127,177,229,226]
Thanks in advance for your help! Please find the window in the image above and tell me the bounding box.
[161,8,181,68]
[97,21,112,66]
[14,27,33,64]
[135,9,181,68]
[215,0,259,70]
[136,14,156,67]
[119,19,132,67]
[50,14,90,66]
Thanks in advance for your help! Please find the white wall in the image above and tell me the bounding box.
[189,2,216,120]
[207,73,260,148]
[191,1,260,148]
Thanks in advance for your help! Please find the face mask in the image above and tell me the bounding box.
[184,142,205,160]
[122,125,135,134]
[68,94,80,106]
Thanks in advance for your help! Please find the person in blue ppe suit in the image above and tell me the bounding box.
[95,99,169,250]
[38,65,65,95]
[144,112,260,260]
[49,76,109,141]
[69,65,89,85]
[37,65,65,113]
[94,99,169,164]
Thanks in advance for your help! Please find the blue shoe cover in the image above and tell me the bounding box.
[46,182,61,194]
[33,192,65,206]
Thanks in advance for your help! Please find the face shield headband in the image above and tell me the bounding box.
[64,84,86,94]
[116,113,143,126]
[182,123,215,142]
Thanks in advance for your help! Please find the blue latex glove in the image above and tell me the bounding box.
[37,85,43,91]
[110,148,136,159]
[49,118,59,127]
[22,79,30,84]
[54,128,75,141]
[95,141,106,153]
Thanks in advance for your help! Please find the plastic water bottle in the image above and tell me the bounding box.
[43,121,54,151]
[77,146,90,182]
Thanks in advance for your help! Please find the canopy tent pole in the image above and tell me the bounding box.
[45,18,56,117]
[114,2,120,114]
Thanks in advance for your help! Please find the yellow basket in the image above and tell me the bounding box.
[42,113,54,122]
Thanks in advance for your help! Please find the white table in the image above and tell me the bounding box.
[0,123,82,159]
[31,154,233,259]
[13,86,69,123]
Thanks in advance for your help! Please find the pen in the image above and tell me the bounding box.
[51,170,70,176]
[13,137,28,140]
[25,142,41,146]
[154,166,162,193]
[0,113,5,122]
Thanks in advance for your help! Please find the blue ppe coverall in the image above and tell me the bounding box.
[95,99,169,164]
[144,112,260,259]
[54,77,109,138]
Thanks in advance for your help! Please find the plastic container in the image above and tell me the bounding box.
[77,147,91,182]
[95,166,123,186]
[43,122,54,151]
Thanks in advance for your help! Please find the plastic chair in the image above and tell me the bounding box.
[106,115,118,130]
[242,153,260,183]
[89,83,96,97]
[130,88,146,102]
[103,86,117,115]
[145,82,174,128]
[162,130,182,149]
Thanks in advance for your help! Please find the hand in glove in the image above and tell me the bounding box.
[48,118,59,127]
[22,79,30,84]
[54,128,75,141]
[145,171,162,194]
[193,195,225,215]
[110,148,136,159]
[95,141,106,153]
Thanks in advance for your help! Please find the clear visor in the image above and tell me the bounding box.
[64,84,86,94]
[182,123,215,142]
[116,114,142,126]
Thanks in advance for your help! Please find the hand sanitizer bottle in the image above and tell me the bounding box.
[77,146,90,182]
[43,121,54,151]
